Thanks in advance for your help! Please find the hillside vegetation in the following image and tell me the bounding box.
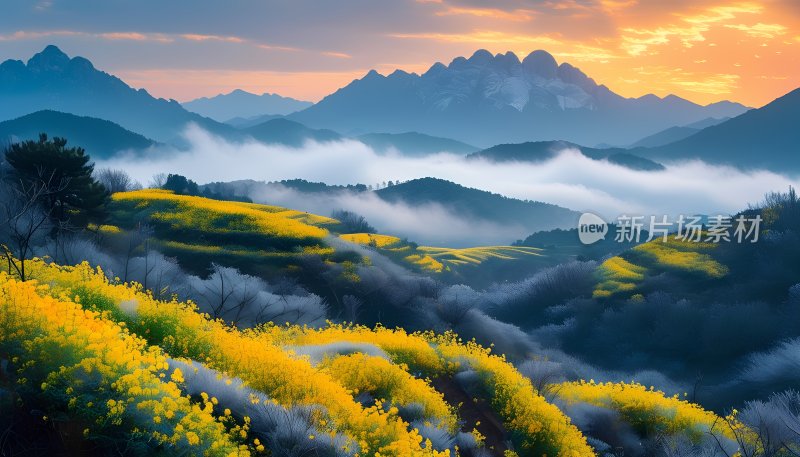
[105,190,553,282]
[106,189,340,272]
[0,257,741,456]
[339,233,548,276]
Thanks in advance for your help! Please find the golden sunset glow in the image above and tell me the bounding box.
[388,1,800,107]
[1,1,798,106]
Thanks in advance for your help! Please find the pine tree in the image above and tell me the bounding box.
[5,133,108,230]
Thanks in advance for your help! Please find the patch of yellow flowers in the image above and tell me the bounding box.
[557,380,735,442]
[13,259,448,456]
[2,257,739,457]
[111,189,330,240]
[280,323,595,456]
[0,273,248,456]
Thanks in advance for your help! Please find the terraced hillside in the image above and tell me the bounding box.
[105,191,562,283]
[339,232,555,283]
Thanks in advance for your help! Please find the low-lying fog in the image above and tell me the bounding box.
[98,124,800,246]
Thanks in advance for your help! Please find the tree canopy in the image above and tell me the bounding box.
[4,133,108,228]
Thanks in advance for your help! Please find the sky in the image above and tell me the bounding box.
[1,0,798,107]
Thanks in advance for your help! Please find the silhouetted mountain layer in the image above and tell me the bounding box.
[290,49,748,147]
[644,88,800,170]
[242,118,341,146]
[183,89,312,122]
[0,110,156,158]
[375,177,579,233]
[357,132,478,155]
[0,45,237,144]
[629,117,729,148]
[224,114,284,128]
[469,140,664,171]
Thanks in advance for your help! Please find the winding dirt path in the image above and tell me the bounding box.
[431,376,509,456]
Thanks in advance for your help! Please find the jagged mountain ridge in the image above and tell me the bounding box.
[182,89,313,122]
[290,49,748,147]
[0,45,236,144]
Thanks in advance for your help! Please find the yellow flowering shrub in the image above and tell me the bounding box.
[0,274,247,456]
[593,257,646,298]
[340,233,402,248]
[595,236,728,298]
[4,256,746,457]
[274,323,448,375]
[284,324,594,456]
[18,259,447,457]
[87,223,123,234]
[430,336,595,457]
[633,240,728,279]
[417,246,543,267]
[404,255,445,273]
[321,352,458,431]
[556,381,734,442]
[340,236,543,274]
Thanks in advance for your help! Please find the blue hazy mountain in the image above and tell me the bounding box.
[242,118,341,146]
[644,87,800,170]
[183,89,313,122]
[0,110,156,158]
[375,177,579,232]
[357,132,478,156]
[224,113,284,128]
[0,45,237,144]
[469,140,664,171]
[289,49,748,147]
[629,117,730,148]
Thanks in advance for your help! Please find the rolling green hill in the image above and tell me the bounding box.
[107,188,560,279]
[376,178,579,234]
[0,110,156,158]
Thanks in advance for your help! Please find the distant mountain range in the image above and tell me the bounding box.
[3,45,798,174]
[242,118,341,147]
[642,88,800,170]
[628,117,730,148]
[469,140,664,171]
[182,89,312,122]
[289,49,748,147]
[0,45,235,144]
[224,114,284,129]
[0,110,156,158]
[357,132,478,156]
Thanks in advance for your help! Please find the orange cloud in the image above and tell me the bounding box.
[389,0,799,106]
[322,51,353,59]
[0,30,82,41]
[435,7,536,22]
[10,1,795,108]
[391,30,563,46]
[681,3,762,25]
[99,32,173,43]
[723,22,787,38]
[621,25,707,56]
[180,33,244,43]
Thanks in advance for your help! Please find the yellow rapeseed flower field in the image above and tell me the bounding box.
[0,258,740,457]
[111,189,332,240]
